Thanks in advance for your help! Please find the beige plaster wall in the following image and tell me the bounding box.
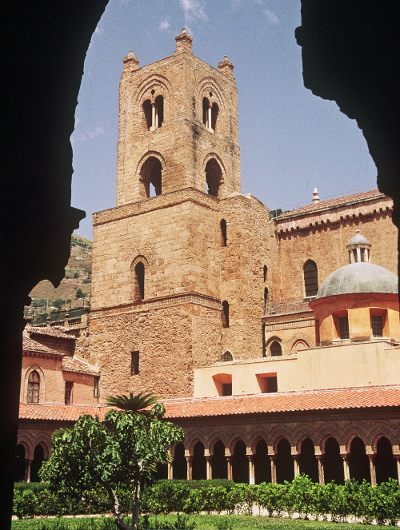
[194,340,400,397]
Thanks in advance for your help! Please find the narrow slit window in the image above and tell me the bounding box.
[65,381,73,405]
[220,219,227,246]
[131,351,140,375]
[303,260,318,297]
[222,301,229,328]
[135,262,145,300]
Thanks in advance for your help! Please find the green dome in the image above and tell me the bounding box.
[317,262,398,299]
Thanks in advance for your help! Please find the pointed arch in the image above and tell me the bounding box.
[131,255,149,302]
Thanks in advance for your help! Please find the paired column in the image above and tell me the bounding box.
[316,454,325,485]
[24,459,32,483]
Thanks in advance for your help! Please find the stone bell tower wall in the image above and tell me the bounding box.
[117,40,240,205]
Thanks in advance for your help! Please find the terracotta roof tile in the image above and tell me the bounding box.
[23,333,63,357]
[62,356,99,375]
[163,386,400,419]
[19,403,110,422]
[19,386,400,423]
[28,326,75,340]
[275,190,387,220]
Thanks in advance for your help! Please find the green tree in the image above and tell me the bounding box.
[40,402,184,530]
[75,288,84,299]
[106,392,159,416]
[53,298,64,310]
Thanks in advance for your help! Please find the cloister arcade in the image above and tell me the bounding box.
[163,429,400,487]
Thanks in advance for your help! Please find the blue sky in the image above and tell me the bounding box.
[71,0,377,241]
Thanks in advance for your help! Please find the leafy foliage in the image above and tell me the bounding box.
[40,403,184,530]
[106,392,159,416]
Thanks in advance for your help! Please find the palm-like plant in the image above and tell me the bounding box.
[106,391,159,416]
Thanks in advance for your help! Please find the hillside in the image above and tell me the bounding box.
[28,234,92,316]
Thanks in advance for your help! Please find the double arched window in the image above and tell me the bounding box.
[202,96,219,132]
[143,94,164,131]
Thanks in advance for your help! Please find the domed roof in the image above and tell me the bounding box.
[316,262,398,299]
[347,232,370,246]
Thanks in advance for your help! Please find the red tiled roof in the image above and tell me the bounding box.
[62,356,99,375]
[19,403,110,422]
[23,334,63,357]
[28,326,75,340]
[275,190,387,219]
[18,386,400,423]
[163,386,400,419]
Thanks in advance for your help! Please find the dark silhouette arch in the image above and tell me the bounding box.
[222,300,229,328]
[192,441,206,480]
[232,440,248,483]
[140,156,162,197]
[173,442,187,480]
[299,438,318,482]
[276,438,293,483]
[324,437,344,484]
[375,437,397,484]
[205,158,223,197]
[254,439,270,484]
[212,441,227,479]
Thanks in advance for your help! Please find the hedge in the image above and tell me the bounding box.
[13,475,400,526]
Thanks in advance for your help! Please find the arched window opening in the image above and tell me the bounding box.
[221,350,233,362]
[155,95,164,128]
[27,370,40,403]
[140,156,162,197]
[349,437,370,483]
[202,97,210,128]
[222,300,229,328]
[276,438,294,484]
[212,441,227,479]
[143,99,152,130]
[254,439,270,484]
[31,444,45,482]
[173,442,187,480]
[220,219,227,246]
[270,340,282,357]
[205,158,222,197]
[375,437,397,484]
[303,260,318,298]
[15,444,26,482]
[211,102,219,132]
[134,262,145,301]
[299,438,318,482]
[263,265,268,282]
[192,441,206,480]
[324,437,344,484]
[232,440,248,483]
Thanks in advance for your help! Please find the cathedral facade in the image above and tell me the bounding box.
[18,31,400,486]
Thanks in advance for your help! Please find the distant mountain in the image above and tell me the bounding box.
[27,234,92,320]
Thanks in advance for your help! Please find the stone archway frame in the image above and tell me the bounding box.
[265,335,284,357]
[136,151,167,196]
[202,152,227,197]
[135,74,172,124]
[22,364,46,404]
[197,77,226,122]
[288,334,312,355]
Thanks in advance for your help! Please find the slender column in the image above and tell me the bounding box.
[395,456,400,484]
[24,459,32,483]
[206,456,212,480]
[341,453,350,481]
[368,454,376,486]
[356,247,361,262]
[155,104,159,128]
[185,456,193,481]
[208,106,212,131]
[247,455,255,485]
[316,455,325,485]
[150,103,156,130]
[167,461,173,480]
[293,454,300,477]
[270,455,277,484]
[226,456,233,481]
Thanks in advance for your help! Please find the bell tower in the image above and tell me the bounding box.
[90,31,270,401]
[116,28,241,206]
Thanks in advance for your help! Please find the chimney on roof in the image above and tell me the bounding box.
[312,187,320,204]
